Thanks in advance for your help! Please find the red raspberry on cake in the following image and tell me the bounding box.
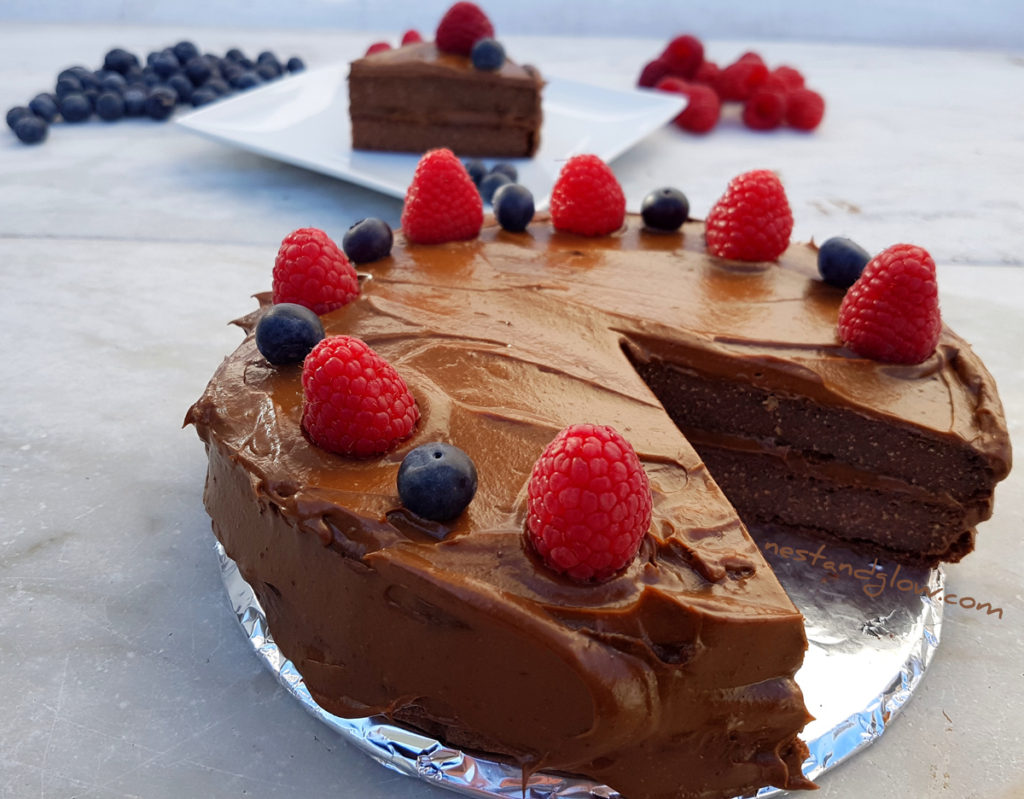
[365,41,392,56]
[401,29,423,45]
[786,87,826,131]
[838,244,942,364]
[657,77,721,133]
[436,2,494,56]
[301,335,420,457]
[550,154,626,236]
[526,424,652,582]
[401,148,484,245]
[272,228,360,315]
[705,169,794,261]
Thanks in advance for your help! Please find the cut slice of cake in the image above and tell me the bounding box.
[348,41,543,157]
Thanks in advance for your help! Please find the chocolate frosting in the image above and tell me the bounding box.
[350,41,542,85]
[188,214,1009,798]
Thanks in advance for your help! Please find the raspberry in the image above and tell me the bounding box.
[272,228,360,315]
[401,148,484,245]
[660,34,704,79]
[435,2,494,56]
[705,169,794,262]
[742,87,787,130]
[637,57,672,88]
[772,65,805,91]
[715,57,769,101]
[786,88,826,131]
[693,59,720,86]
[526,424,652,582]
[838,244,942,365]
[301,335,420,457]
[549,154,626,237]
[365,41,391,56]
[656,77,720,134]
[401,29,423,46]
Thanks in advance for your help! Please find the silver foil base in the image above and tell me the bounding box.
[216,524,943,798]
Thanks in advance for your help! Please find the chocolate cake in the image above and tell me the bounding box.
[348,41,543,157]
[188,213,1010,799]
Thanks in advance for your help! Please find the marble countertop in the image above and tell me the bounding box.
[1,22,1022,799]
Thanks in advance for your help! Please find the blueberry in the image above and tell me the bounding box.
[123,65,146,84]
[173,40,200,64]
[144,87,177,121]
[103,48,139,74]
[479,171,511,203]
[6,106,31,130]
[492,183,535,233]
[123,87,148,117]
[29,94,59,122]
[818,237,871,288]
[75,70,102,92]
[55,75,83,99]
[95,91,125,121]
[206,77,231,96]
[184,56,212,86]
[285,56,306,73]
[256,63,281,81]
[220,63,243,84]
[191,87,218,107]
[151,51,180,79]
[397,443,478,522]
[464,159,487,185]
[470,38,505,71]
[13,115,47,144]
[59,93,92,122]
[225,48,246,62]
[343,218,394,264]
[57,66,87,83]
[255,303,325,365]
[490,162,517,182]
[231,71,261,90]
[168,74,193,103]
[641,187,689,231]
[99,72,127,93]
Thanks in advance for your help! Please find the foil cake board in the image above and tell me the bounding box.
[216,525,943,798]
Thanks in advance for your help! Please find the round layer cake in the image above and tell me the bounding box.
[188,212,1010,799]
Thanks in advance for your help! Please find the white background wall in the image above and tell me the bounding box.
[4,0,1023,50]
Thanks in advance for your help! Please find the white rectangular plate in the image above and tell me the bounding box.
[176,63,686,209]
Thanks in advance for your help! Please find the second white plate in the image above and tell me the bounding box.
[176,63,687,208]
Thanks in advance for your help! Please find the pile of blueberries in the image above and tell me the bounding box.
[5,41,306,145]
[464,159,535,233]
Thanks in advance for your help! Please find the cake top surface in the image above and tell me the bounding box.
[191,213,1010,630]
[349,41,542,85]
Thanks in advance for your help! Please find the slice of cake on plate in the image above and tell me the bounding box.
[348,4,543,157]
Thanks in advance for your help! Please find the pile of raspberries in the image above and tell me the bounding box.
[638,34,825,134]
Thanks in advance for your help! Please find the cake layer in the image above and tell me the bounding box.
[348,42,543,157]
[350,117,538,158]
